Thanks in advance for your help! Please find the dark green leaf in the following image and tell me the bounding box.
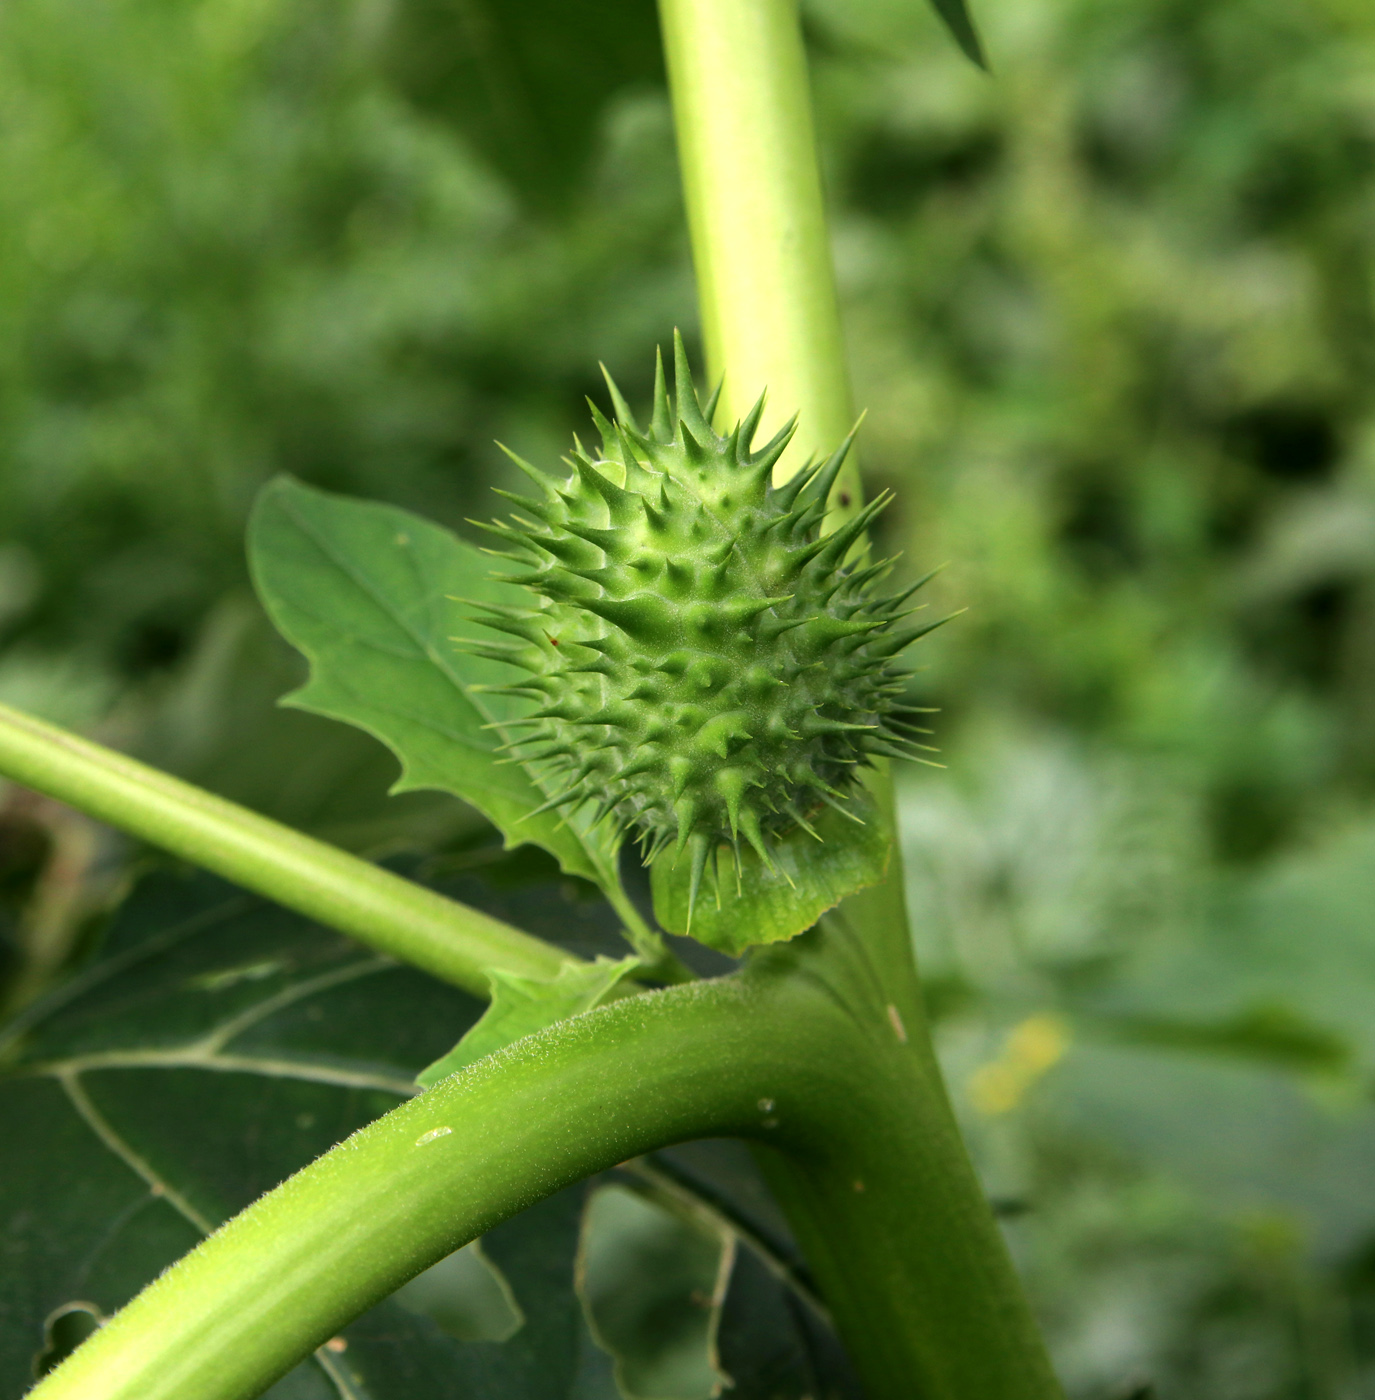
[635,1142,803,1284]
[580,1184,729,1400]
[603,1146,862,1400]
[248,477,627,904]
[1,863,851,1398]
[0,861,635,1399]
[336,1189,618,1400]
[927,0,987,69]
[0,868,483,1397]
[716,1246,864,1400]
[649,790,892,954]
[427,843,635,967]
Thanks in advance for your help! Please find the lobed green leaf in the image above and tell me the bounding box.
[247,477,627,904]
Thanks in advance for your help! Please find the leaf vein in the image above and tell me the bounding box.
[0,894,255,1061]
[195,956,394,1054]
[59,1071,217,1235]
[277,495,458,678]
[36,1050,418,1097]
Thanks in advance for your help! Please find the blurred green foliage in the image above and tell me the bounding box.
[0,0,686,720]
[2,0,1375,1394]
[818,0,1375,1392]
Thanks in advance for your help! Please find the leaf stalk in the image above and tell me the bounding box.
[0,702,569,997]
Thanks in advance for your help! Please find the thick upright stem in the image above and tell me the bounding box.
[660,2,1065,1394]
[752,922,1064,1398]
[0,702,569,996]
[659,0,925,1010]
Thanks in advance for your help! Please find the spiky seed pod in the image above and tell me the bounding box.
[469,334,943,919]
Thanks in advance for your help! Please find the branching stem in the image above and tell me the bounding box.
[19,7,1066,1399]
[0,702,569,997]
[30,927,1059,1400]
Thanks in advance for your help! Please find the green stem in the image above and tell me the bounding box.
[0,702,569,997]
[603,883,692,983]
[31,932,1058,1400]
[22,8,1064,1398]
[659,0,858,488]
[660,0,926,1014]
[755,920,1063,1397]
[661,1,1065,1392]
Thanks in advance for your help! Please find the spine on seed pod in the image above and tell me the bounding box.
[468,333,946,933]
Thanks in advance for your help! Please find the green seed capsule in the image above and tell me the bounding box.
[470,333,944,918]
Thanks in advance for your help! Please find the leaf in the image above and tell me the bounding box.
[605,1145,863,1400]
[247,476,627,903]
[339,1188,618,1400]
[381,0,663,213]
[649,790,892,954]
[127,597,486,854]
[579,1184,730,1400]
[416,956,640,1089]
[0,859,627,1399]
[716,1245,864,1399]
[638,1142,802,1279]
[0,868,484,1398]
[1041,1039,1375,1260]
[1,865,858,1398]
[927,0,987,70]
[1098,817,1375,1077]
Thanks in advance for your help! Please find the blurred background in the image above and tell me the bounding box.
[1,0,1374,1393]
